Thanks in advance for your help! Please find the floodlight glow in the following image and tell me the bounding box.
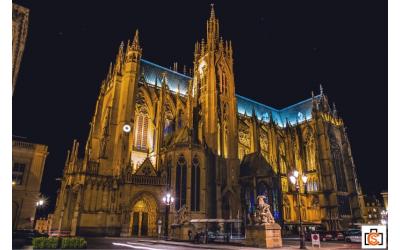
[289,175,296,185]
[123,124,131,133]
[302,175,308,184]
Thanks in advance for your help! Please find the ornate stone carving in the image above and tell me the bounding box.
[250,195,275,225]
[174,204,189,225]
[260,130,269,152]
[239,127,250,147]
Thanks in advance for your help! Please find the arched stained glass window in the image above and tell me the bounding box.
[135,98,149,151]
[191,155,201,211]
[175,155,187,210]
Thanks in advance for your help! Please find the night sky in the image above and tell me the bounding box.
[12,0,387,215]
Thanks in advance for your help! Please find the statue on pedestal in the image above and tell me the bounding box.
[251,195,275,225]
[246,195,282,248]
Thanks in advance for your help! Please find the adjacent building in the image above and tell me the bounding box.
[12,4,51,231]
[35,214,53,233]
[12,3,29,95]
[52,6,364,237]
[12,138,49,229]
[362,195,384,225]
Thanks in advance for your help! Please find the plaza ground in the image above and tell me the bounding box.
[84,237,362,250]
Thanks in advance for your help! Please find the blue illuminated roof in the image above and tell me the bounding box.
[139,59,320,127]
[140,59,190,94]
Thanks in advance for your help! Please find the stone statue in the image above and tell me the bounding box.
[175,205,189,225]
[252,195,275,225]
[245,195,282,248]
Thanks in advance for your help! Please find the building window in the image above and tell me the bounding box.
[191,155,201,211]
[337,195,351,216]
[135,110,148,150]
[331,145,348,192]
[163,106,175,141]
[307,177,319,192]
[12,163,26,185]
[220,72,228,94]
[175,155,187,210]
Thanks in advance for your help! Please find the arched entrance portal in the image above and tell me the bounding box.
[129,193,158,237]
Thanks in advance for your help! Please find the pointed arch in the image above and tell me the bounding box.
[134,92,151,151]
[175,154,187,210]
[137,86,155,120]
[165,93,177,116]
[190,154,201,211]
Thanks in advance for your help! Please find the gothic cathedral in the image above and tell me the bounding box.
[52,6,364,237]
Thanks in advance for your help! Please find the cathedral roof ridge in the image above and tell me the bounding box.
[235,94,279,112]
[279,94,322,111]
[140,59,192,79]
[140,58,321,127]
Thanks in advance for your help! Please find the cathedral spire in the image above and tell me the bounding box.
[132,29,140,50]
[332,102,338,118]
[115,41,124,73]
[320,84,324,95]
[124,30,142,65]
[206,4,219,51]
[210,3,216,20]
[107,62,113,80]
[125,39,131,57]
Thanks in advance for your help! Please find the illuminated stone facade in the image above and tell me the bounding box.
[12,3,29,95]
[53,6,363,236]
[13,139,49,229]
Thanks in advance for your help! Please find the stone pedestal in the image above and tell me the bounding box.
[170,223,192,241]
[245,223,282,248]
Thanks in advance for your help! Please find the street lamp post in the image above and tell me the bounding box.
[36,199,44,207]
[162,193,174,239]
[381,209,388,225]
[289,170,308,249]
[34,198,46,229]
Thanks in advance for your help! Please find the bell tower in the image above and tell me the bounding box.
[192,5,238,158]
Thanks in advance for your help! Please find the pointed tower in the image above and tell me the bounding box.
[190,5,241,221]
[106,29,143,176]
[192,5,238,158]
